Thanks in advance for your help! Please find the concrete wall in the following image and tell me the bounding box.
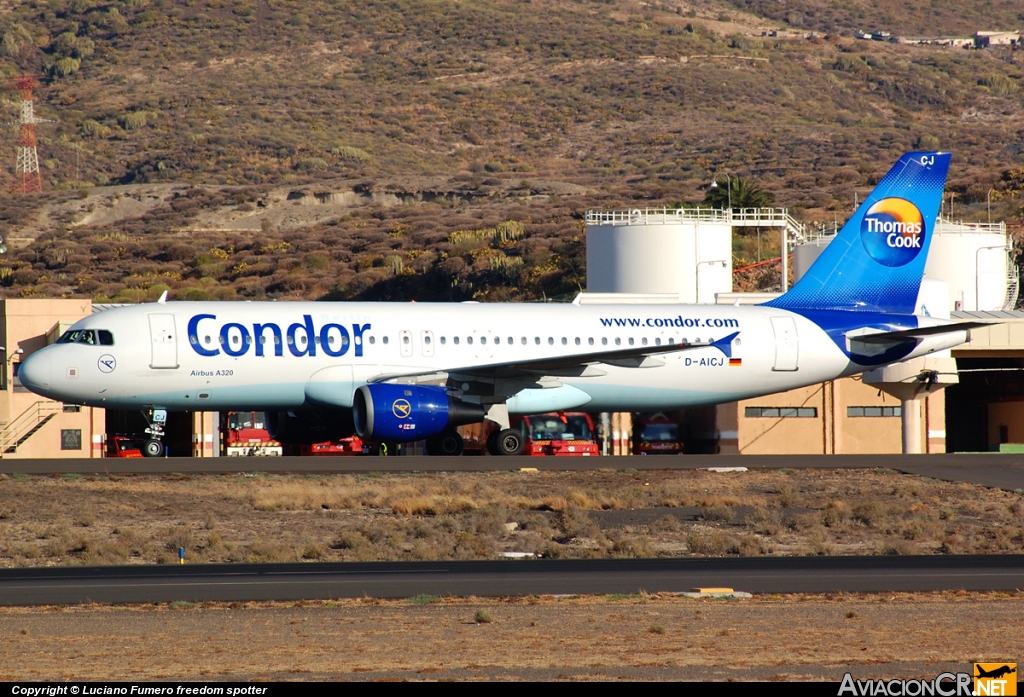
[0,299,104,459]
[732,376,922,454]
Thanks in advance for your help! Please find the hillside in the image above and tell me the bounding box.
[1,0,1023,302]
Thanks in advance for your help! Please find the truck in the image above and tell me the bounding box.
[632,413,685,455]
[298,437,372,456]
[106,435,144,458]
[514,412,599,456]
[459,412,599,456]
[223,411,283,457]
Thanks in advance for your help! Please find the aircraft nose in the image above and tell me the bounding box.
[17,351,51,394]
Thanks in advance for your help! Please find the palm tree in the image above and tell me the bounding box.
[704,176,774,210]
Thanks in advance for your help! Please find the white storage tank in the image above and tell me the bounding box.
[585,208,733,303]
[792,220,1016,312]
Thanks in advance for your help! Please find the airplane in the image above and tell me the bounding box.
[18,151,986,457]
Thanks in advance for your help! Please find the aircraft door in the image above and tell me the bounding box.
[149,313,179,369]
[400,329,413,357]
[770,316,799,371]
[421,330,434,357]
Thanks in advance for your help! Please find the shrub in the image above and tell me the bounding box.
[53,57,81,78]
[120,112,148,130]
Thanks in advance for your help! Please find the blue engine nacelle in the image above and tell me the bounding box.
[352,384,486,441]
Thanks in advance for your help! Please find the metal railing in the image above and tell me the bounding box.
[584,207,730,225]
[0,400,61,455]
[936,219,1007,235]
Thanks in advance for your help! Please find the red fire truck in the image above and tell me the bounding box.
[460,412,599,456]
[514,412,599,456]
[223,411,283,457]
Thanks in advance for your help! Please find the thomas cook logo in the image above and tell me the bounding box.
[974,663,1016,696]
[861,197,926,267]
[392,399,412,419]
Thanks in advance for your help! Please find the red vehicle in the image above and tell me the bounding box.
[513,412,599,456]
[106,435,144,458]
[633,413,685,455]
[223,411,283,457]
[299,437,372,456]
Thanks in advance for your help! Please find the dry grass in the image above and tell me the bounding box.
[3,592,1024,681]
[1,468,1022,567]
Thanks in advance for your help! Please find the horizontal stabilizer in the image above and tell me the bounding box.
[851,322,990,345]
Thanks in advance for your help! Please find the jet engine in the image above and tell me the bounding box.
[353,384,485,441]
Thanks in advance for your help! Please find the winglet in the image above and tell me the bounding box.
[711,331,739,358]
[157,290,168,304]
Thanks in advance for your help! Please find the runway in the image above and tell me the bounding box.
[3,453,1024,491]
[1,556,1022,606]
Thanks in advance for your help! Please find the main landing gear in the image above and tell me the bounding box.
[425,430,464,456]
[486,428,525,456]
[141,407,167,457]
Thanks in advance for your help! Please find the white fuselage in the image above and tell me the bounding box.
[18,301,962,414]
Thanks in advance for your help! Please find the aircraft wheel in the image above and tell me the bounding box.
[494,428,524,456]
[485,429,500,456]
[426,431,464,456]
[142,439,164,457]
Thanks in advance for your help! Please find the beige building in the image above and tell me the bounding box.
[709,376,946,455]
[0,299,104,459]
[942,311,1024,452]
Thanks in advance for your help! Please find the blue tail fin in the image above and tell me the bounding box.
[764,152,951,314]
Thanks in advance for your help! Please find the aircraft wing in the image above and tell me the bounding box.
[370,331,739,384]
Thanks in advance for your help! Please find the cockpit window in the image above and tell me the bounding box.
[56,329,115,346]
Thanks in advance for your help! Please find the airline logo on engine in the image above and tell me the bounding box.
[392,399,412,418]
[860,197,926,267]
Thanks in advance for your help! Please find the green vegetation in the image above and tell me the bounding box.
[0,0,1022,301]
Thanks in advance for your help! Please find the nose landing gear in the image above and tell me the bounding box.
[141,407,167,458]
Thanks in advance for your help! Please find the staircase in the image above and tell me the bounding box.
[0,400,62,455]
[1004,261,1020,311]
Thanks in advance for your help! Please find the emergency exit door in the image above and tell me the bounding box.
[149,314,179,369]
[770,316,799,371]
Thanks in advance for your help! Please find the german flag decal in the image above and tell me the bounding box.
[729,358,742,366]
